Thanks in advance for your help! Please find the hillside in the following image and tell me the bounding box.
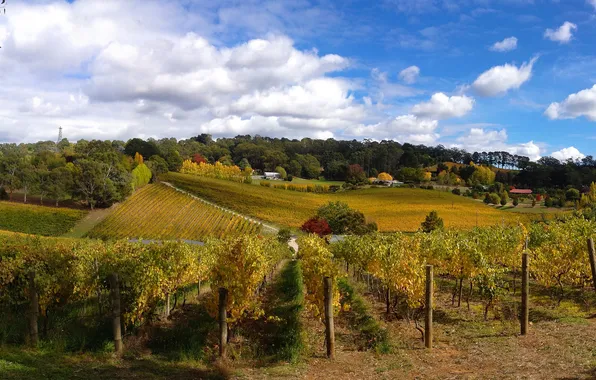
[162,172,536,231]
[87,183,261,240]
[0,202,86,236]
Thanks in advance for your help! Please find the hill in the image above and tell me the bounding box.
[0,202,86,236]
[87,183,261,240]
[162,172,536,231]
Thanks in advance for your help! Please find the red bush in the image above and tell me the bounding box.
[300,217,332,237]
[192,153,207,164]
[535,194,542,201]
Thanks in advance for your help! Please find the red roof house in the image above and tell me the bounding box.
[510,189,533,195]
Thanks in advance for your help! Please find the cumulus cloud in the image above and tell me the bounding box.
[489,37,518,52]
[544,21,577,44]
[472,58,537,97]
[590,0,596,10]
[551,147,585,161]
[345,115,439,144]
[411,93,474,120]
[454,128,542,161]
[544,85,596,121]
[398,66,420,84]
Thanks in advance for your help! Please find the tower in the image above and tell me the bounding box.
[57,126,62,144]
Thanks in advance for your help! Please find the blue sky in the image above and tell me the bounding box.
[1,0,596,161]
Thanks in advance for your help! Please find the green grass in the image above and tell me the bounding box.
[0,202,86,236]
[338,278,392,353]
[253,177,344,187]
[250,260,305,363]
[162,172,538,231]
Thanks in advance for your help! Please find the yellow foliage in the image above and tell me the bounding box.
[423,171,432,182]
[378,172,393,181]
[134,152,144,165]
[180,160,245,182]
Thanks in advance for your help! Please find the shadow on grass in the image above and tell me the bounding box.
[0,346,227,380]
[148,303,217,362]
[242,260,305,364]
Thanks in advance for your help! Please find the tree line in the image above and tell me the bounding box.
[2,135,595,209]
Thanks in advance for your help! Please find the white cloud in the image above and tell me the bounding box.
[544,85,596,121]
[589,0,596,10]
[411,93,474,120]
[453,128,542,161]
[345,115,439,144]
[551,147,585,161]
[472,58,537,97]
[544,21,577,44]
[490,37,518,52]
[398,66,420,84]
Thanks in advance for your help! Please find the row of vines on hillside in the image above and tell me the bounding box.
[88,184,261,241]
[0,232,288,346]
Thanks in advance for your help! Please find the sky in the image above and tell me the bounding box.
[1,0,596,161]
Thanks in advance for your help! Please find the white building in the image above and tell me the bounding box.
[263,172,282,180]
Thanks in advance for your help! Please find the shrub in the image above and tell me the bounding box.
[451,188,461,196]
[277,227,292,244]
[260,181,271,187]
[565,188,580,201]
[500,195,507,206]
[531,199,536,207]
[513,198,519,207]
[275,166,288,180]
[489,193,500,205]
[286,175,293,182]
[316,201,375,235]
[300,217,332,237]
[132,162,152,189]
[421,210,444,233]
[545,197,553,207]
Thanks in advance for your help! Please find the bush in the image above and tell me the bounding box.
[286,175,293,182]
[421,210,443,233]
[451,188,461,196]
[545,197,553,207]
[565,188,580,201]
[531,199,536,207]
[489,193,500,205]
[300,217,332,237]
[277,228,292,244]
[500,196,507,206]
[513,198,519,207]
[260,181,271,188]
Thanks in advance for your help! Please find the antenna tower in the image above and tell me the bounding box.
[57,126,63,144]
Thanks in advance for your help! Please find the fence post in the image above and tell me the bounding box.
[588,238,596,291]
[28,271,39,347]
[521,253,529,336]
[108,273,123,354]
[323,277,335,359]
[218,287,228,357]
[425,265,433,349]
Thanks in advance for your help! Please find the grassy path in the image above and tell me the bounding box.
[62,207,115,238]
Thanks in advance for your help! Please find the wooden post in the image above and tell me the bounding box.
[588,238,596,291]
[218,287,228,357]
[164,293,170,317]
[108,273,123,354]
[197,279,202,299]
[28,271,39,347]
[521,253,529,336]
[425,265,433,349]
[323,277,335,359]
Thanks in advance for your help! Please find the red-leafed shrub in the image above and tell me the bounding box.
[536,194,542,202]
[300,217,332,237]
[192,153,207,164]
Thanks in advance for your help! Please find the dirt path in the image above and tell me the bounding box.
[161,181,279,235]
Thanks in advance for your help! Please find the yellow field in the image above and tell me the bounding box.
[162,173,539,232]
[87,183,261,240]
[0,201,86,236]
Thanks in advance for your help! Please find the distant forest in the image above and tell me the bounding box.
[1,134,595,210]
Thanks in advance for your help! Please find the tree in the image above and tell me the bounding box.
[316,201,377,235]
[275,166,287,180]
[421,210,443,233]
[300,217,332,237]
[48,166,74,206]
[565,188,580,201]
[297,154,321,179]
[377,172,393,181]
[277,227,292,244]
[124,138,160,159]
[134,152,144,166]
[36,164,51,205]
[192,153,207,164]
[346,164,368,185]
[238,158,251,171]
[132,163,152,189]
[18,161,37,203]
[147,155,169,181]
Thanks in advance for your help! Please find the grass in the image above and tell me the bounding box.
[337,277,392,353]
[0,201,86,236]
[62,208,114,238]
[163,172,538,231]
[252,177,344,187]
[243,260,305,363]
[87,183,261,240]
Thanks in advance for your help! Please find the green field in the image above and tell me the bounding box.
[87,183,261,240]
[0,202,86,236]
[253,177,344,187]
[162,172,538,231]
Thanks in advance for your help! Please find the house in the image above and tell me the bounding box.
[510,189,532,195]
[263,172,282,180]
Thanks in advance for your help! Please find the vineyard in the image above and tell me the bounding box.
[162,172,540,231]
[0,201,86,236]
[87,183,262,240]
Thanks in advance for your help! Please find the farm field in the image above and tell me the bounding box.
[0,201,86,236]
[162,172,538,231]
[252,176,344,187]
[87,183,261,240]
